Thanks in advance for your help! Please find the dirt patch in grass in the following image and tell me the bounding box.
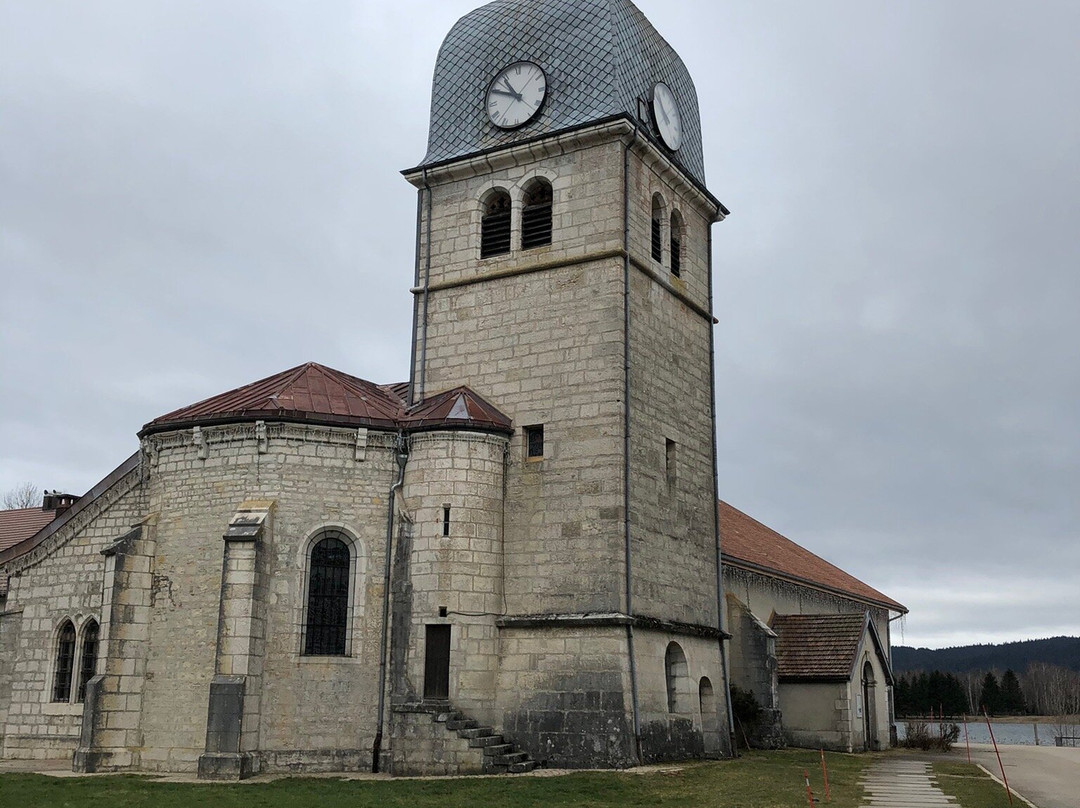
[0,750,874,808]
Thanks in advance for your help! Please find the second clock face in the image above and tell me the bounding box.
[652,82,683,151]
[487,62,547,130]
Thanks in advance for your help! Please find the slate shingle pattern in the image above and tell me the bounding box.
[419,0,707,187]
[771,612,868,681]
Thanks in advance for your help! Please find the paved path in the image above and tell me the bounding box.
[859,758,959,808]
[958,742,1080,808]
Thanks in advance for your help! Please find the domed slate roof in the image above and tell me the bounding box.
[419,0,707,187]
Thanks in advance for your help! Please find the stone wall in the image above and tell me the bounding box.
[392,431,507,731]
[134,422,399,772]
[412,136,629,618]
[780,681,852,751]
[495,623,635,769]
[626,146,719,629]
[0,463,146,760]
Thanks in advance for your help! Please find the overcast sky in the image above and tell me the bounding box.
[2,1,1078,650]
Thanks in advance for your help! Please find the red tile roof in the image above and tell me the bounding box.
[140,363,511,436]
[0,508,57,556]
[771,612,867,681]
[719,501,906,613]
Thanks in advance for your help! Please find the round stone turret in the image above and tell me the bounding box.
[420,0,706,186]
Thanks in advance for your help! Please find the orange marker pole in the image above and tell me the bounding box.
[984,707,1013,806]
[804,769,815,807]
[819,749,831,803]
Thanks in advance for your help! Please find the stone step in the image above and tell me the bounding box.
[445,718,478,731]
[434,712,458,723]
[483,743,515,757]
[468,734,505,748]
[508,760,536,774]
[458,726,495,739]
[493,751,529,766]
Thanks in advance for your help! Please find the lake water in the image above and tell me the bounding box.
[897,720,1079,746]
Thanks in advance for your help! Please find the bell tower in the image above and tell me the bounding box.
[402,0,732,765]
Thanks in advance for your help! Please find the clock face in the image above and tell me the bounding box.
[652,82,683,151]
[487,62,547,130]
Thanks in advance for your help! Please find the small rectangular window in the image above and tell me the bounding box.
[666,438,677,490]
[524,424,544,459]
[442,505,451,537]
[651,218,662,261]
[670,235,681,277]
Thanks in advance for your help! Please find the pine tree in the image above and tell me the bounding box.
[981,672,1003,715]
[1001,669,1025,714]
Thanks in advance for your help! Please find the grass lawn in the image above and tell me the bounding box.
[932,760,1015,808]
[0,750,870,808]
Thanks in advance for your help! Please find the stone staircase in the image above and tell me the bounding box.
[434,708,536,774]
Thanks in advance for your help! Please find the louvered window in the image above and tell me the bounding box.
[480,191,512,258]
[651,194,664,262]
[522,180,553,250]
[304,535,351,656]
[670,210,683,277]
[53,621,76,702]
[77,620,99,702]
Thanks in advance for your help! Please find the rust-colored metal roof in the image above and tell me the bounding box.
[719,501,907,613]
[142,363,511,436]
[771,612,867,681]
[0,508,57,556]
[405,386,513,433]
[143,363,404,433]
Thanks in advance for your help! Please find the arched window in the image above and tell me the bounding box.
[52,620,76,702]
[304,533,353,656]
[480,189,512,258]
[521,178,553,249]
[665,641,689,714]
[651,194,664,262]
[670,210,684,278]
[77,619,99,703]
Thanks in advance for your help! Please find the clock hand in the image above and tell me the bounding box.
[658,101,670,125]
[500,77,523,101]
[490,89,522,99]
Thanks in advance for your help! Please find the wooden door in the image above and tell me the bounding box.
[424,624,451,700]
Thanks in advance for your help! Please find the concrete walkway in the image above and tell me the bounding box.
[859,758,959,808]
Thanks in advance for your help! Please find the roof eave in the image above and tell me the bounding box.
[722,555,908,615]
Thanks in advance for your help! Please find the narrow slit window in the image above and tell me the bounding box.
[480,190,512,258]
[442,505,451,537]
[77,619,99,703]
[525,424,544,459]
[521,179,553,249]
[53,620,76,702]
[666,438,677,491]
[670,210,684,277]
[651,194,664,262]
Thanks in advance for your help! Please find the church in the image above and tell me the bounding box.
[0,0,905,778]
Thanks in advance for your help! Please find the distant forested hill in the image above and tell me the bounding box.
[893,637,1080,673]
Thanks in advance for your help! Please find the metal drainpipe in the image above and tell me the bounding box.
[406,174,425,406]
[372,433,409,772]
[622,123,642,764]
[417,168,434,403]
[707,214,737,752]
